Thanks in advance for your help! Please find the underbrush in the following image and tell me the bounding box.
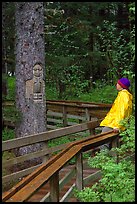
[74,115,135,202]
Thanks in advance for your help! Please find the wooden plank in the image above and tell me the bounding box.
[2,151,68,202]
[67,113,86,121]
[47,118,63,124]
[2,142,80,202]
[3,99,112,108]
[47,104,110,117]
[47,110,85,121]
[59,167,75,190]
[63,105,67,126]
[4,146,82,202]
[2,164,41,184]
[3,131,119,202]
[67,121,78,126]
[40,167,75,202]
[2,142,75,184]
[2,101,15,106]
[47,124,58,130]
[3,120,15,128]
[60,183,75,202]
[76,152,83,191]
[2,130,116,185]
[60,169,102,203]
[81,131,118,152]
[47,100,111,108]
[2,142,68,169]
[50,172,59,202]
[83,170,102,186]
[2,130,115,185]
[47,111,63,117]
[47,99,110,105]
[2,119,102,151]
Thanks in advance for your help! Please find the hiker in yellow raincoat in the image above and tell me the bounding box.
[99,77,133,150]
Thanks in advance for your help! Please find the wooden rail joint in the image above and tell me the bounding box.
[2,131,119,202]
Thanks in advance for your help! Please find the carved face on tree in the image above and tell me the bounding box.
[33,64,42,77]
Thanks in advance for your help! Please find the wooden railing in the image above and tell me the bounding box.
[2,100,111,129]
[2,100,112,202]
[2,130,119,202]
[2,119,101,187]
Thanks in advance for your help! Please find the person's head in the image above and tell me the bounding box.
[116,77,130,91]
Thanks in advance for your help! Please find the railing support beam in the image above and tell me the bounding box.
[50,171,59,202]
[76,152,83,191]
[110,137,120,163]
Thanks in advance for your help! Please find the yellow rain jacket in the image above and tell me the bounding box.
[100,89,133,131]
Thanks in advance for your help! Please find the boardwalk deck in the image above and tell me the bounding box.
[15,161,101,202]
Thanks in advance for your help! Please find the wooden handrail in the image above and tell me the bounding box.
[2,99,112,107]
[2,100,111,130]
[2,119,102,186]
[2,119,101,152]
[2,130,119,202]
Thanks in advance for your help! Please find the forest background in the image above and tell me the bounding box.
[2,2,135,102]
[2,2,135,201]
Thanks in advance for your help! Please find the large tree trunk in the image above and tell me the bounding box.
[2,2,8,98]
[15,2,46,157]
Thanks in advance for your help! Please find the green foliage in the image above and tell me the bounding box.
[6,76,16,100]
[97,20,134,81]
[3,2,135,99]
[2,76,22,123]
[116,115,135,157]
[46,85,58,100]
[74,158,135,202]
[2,128,15,141]
[68,84,117,104]
[5,73,121,104]
[128,2,135,62]
[74,115,135,202]
[48,136,71,149]
[46,80,118,103]
[48,134,90,164]
[2,106,21,123]
[45,2,135,97]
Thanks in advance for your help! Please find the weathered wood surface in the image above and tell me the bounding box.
[2,119,101,185]
[2,100,112,201]
[2,130,119,202]
[2,119,101,152]
[2,100,111,129]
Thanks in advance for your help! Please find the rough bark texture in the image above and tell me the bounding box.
[15,2,46,156]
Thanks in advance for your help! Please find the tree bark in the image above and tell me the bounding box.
[2,2,8,98]
[15,2,46,156]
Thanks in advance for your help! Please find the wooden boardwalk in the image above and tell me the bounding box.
[2,159,100,202]
[25,161,100,202]
[2,130,119,202]
[2,100,113,202]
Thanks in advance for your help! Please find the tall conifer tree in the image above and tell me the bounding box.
[15,2,46,156]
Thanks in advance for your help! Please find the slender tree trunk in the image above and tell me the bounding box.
[15,2,46,156]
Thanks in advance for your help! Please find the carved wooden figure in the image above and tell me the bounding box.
[25,64,45,102]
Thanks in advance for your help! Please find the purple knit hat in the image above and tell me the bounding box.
[118,78,130,89]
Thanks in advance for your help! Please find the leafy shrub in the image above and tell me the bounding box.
[6,76,16,100]
[2,128,15,141]
[74,115,135,202]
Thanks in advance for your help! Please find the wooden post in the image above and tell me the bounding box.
[85,108,95,135]
[85,108,90,121]
[110,136,120,163]
[78,114,82,124]
[63,105,67,127]
[42,142,50,163]
[50,171,59,202]
[76,152,83,191]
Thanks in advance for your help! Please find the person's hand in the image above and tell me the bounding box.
[113,128,119,133]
